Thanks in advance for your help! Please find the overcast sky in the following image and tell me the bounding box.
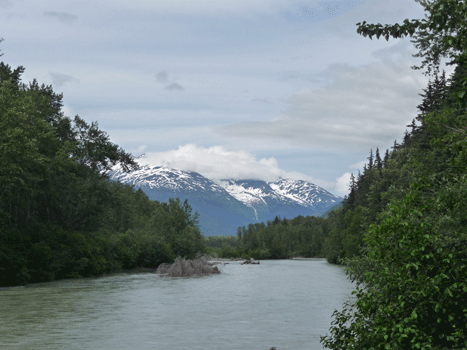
[1,0,444,195]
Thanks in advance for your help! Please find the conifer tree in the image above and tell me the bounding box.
[383,148,390,167]
[374,148,382,171]
[367,149,374,169]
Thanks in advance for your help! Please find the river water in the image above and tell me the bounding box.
[0,260,354,350]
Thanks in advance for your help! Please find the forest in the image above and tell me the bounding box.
[205,215,331,260]
[0,57,205,287]
[320,1,467,348]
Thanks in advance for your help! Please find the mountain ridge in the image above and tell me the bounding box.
[109,165,342,236]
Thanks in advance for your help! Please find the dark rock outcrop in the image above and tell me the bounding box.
[241,259,260,265]
[156,256,221,277]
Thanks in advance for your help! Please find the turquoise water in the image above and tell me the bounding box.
[0,260,354,350]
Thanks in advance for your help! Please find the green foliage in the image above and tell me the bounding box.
[322,176,467,349]
[205,235,245,258]
[357,0,467,106]
[0,61,206,286]
[212,215,331,260]
[321,1,467,347]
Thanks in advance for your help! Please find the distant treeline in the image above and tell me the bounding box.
[0,61,204,287]
[206,215,330,259]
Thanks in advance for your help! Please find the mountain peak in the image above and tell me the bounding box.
[109,166,342,235]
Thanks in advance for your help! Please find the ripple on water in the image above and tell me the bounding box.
[0,260,354,350]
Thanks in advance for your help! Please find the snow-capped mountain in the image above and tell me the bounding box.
[219,179,340,222]
[270,178,339,208]
[109,165,342,236]
[110,165,226,195]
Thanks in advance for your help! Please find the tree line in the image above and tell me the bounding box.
[0,60,205,287]
[206,215,331,260]
[320,1,467,348]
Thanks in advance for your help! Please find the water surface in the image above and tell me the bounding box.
[0,260,354,350]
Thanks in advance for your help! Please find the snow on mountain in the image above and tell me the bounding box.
[110,165,226,194]
[109,165,342,235]
[219,180,278,206]
[217,180,283,220]
[219,178,340,209]
[269,178,340,207]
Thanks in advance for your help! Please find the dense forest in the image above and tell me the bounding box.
[0,55,205,287]
[320,1,467,348]
[205,215,331,259]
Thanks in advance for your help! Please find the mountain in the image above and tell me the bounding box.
[109,165,342,236]
[220,178,340,221]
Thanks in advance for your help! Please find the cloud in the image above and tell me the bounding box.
[278,70,320,83]
[165,82,184,91]
[43,11,78,23]
[0,0,13,9]
[62,104,76,119]
[155,70,169,84]
[349,160,367,171]
[219,53,427,153]
[250,98,274,105]
[137,144,311,183]
[49,72,79,87]
[134,0,302,17]
[334,172,351,196]
[283,0,369,24]
[135,144,350,195]
[155,71,184,91]
[136,145,147,155]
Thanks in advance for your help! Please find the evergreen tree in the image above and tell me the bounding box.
[322,1,467,347]
[374,147,382,171]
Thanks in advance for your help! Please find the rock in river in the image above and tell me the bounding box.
[156,256,221,277]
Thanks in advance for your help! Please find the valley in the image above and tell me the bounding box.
[109,165,342,236]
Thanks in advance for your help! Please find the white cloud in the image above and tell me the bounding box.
[250,98,274,105]
[49,72,79,87]
[120,0,297,17]
[0,0,13,9]
[62,104,76,119]
[165,82,184,91]
[136,145,147,155]
[155,70,169,84]
[350,160,367,170]
[137,144,313,183]
[43,11,78,23]
[154,71,184,91]
[219,50,428,153]
[334,172,352,196]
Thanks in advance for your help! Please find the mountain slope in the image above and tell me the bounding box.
[110,166,342,235]
[220,178,340,223]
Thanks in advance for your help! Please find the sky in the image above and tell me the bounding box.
[0,0,447,196]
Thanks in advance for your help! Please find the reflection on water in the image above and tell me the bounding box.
[0,260,354,350]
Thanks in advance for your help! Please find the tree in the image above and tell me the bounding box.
[321,1,467,348]
[357,0,467,107]
[0,61,145,285]
[321,178,467,349]
[417,70,448,116]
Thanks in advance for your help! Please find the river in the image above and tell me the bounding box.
[0,259,354,350]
